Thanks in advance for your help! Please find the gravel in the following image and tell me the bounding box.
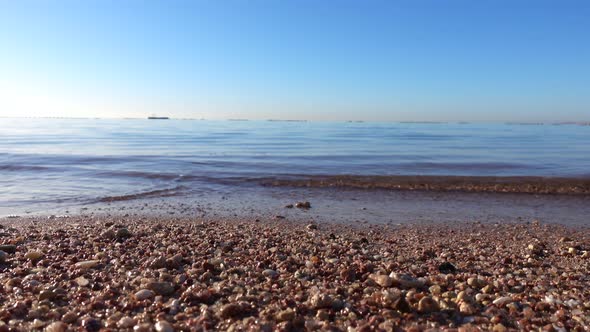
[0,216,588,331]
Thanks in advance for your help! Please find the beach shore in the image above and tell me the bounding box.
[0,215,588,331]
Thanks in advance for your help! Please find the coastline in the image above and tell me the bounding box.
[261,175,590,195]
[0,215,588,330]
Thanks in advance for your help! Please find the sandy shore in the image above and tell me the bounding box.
[0,216,588,331]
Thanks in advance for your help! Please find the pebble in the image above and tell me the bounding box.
[418,296,440,313]
[492,296,513,307]
[438,262,457,274]
[133,323,154,332]
[0,251,7,263]
[101,228,116,239]
[155,320,174,332]
[219,302,252,319]
[134,289,155,300]
[460,302,477,315]
[262,269,278,278]
[467,277,487,289]
[74,260,100,269]
[39,290,56,301]
[306,224,318,230]
[0,245,16,254]
[146,282,175,296]
[75,276,90,287]
[118,316,135,328]
[309,293,334,309]
[116,228,132,239]
[61,312,78,323]
[390,273,423,288]
[25,250,44,261]
[295,201,311,208]
[45,321,67,332]
[276,309,295,322]
[372,274,393,287]
[81,317,101,332]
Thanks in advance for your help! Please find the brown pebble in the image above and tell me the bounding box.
[418,296,439,313]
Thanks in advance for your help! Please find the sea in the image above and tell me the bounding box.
[1,117,590,218]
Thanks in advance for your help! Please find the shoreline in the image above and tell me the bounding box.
[261,175,590,195]
[0,216,588,330]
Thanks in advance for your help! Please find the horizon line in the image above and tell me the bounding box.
[1,116,590,126]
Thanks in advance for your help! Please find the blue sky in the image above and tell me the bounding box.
[0,1,589,121]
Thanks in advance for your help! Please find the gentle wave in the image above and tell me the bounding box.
[260,175,590,195]
[97,186,187,202]
[0,165,52,172]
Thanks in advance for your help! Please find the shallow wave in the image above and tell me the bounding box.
[259,175,590,195]
[0,164,52,172]
[97,186,187,202]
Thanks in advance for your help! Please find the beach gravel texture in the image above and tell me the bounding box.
[0,217,588,331]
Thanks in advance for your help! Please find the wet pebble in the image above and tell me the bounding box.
[135,289,155,300]
[0,245,16,254]
[74,260,100,269]
[25,250,44,261]
[146,282,175,296]
[45,321,67,332]
[154,320,174,332]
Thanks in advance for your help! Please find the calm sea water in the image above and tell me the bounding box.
[1,118,589,213]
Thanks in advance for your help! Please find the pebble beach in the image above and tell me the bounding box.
[0,215,588,331]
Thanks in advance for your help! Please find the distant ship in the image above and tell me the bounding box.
[148,115,169,120]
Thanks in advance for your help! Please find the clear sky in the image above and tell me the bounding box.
[1,1,589,122]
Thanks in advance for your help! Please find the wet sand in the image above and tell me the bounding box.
[0,215,589,331]
[261,175,590,195]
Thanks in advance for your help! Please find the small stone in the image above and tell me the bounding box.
[315,309,329,321]
[219,302,252,319]
[460,302,477,315]
[493,323,507,332]
[391,273,423,288]
[45,321,67,332]
[372,274,392,287]
[467,277,487,289]
[101,229,116,239]
[134,289,155,300]
[149,256,167,269]
[492,296,513,307]
[568,247,577,255]
[309,293,333,309]
[118,317,135,328]
[418,296,440,313]
[262,269,278,278]
[75,260,100,269]
[39,290,56,301]
[0,245,16,254]
[25,250,44,261]
[276,309,295,322]
[392,297,412,313]
[146,282,175,296]
[429,285,442,295]
[81,317,101,332]
[438,262,457,274]
[306,224,318,230]
[116,228,132,239]
[154,320,173,332]
[61,312,78,323]
[295,201,311,208]
[75,276,90,287]
[0,251,7,263]
[133,323,154,332]
[285,204,294,208]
